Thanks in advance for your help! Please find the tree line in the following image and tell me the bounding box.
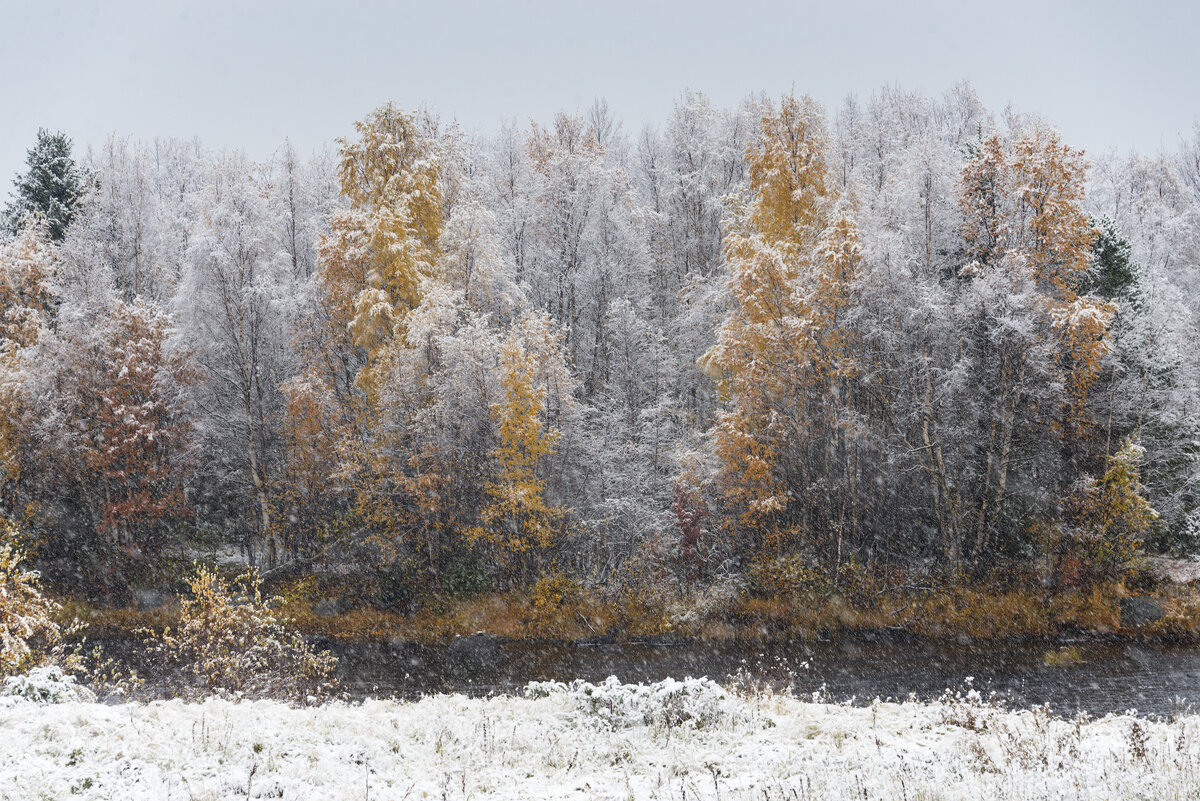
[1,85,1197,604]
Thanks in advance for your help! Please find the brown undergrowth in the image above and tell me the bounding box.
[52,576,1200,645]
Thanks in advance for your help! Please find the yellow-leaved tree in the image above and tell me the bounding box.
[702,94,858,556]
[1060,439,1158,585]
[278,104,445,563]
[471,322,565,584]
[317,103,443,396]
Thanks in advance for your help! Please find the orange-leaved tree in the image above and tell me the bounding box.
[81,300,194,558]
[0,223,56,507]
[958,129,1115,562]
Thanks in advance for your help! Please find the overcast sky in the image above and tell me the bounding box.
[1,0,1197,202]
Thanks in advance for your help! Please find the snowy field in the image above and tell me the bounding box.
[1,675,1197,800]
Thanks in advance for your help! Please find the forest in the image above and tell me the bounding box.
[1,85,1198,629]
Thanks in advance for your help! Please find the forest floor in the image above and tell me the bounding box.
[55,570,1200,645]
[1,674,1196,800]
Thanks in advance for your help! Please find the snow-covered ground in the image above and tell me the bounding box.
[1,673,1196,800]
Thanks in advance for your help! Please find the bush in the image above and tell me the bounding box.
[371,559,419,611]
[747,553,829,598]
[443,551,492,599]
[1,664,95,704]
[665,577,741,632]
[1057,440,1158,587]
[142,565,336,702]
[0,521,61,676]
[748,552,891,605]
[529,570,582,629]
[526,675,747,730]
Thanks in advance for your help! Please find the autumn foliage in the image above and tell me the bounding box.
[0,520,60,675]
[83,300,192,553]
[142,565,336,702]
[471,331,566,583]
[1,90,1196,622]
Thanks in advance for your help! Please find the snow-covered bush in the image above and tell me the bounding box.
[526,675,748,730]
[937,678,1004,732]
[1,664,94,704]
[0,522,61,675]
[141,565,336,703]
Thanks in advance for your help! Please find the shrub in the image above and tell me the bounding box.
[371,558,419,611]
[142,565,336,702]
[1,664,95,704]
[935,679,1006,734]
[0,521,61,675]
[529,570,582,630]
[526,675,747,730]
[830,558,888,607]
[443,551,492,599]
[747,553,829,598]
[611,538,675,609]
[1059,440,1158,586]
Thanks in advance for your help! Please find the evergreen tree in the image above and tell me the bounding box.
[1084,217,1197,552]
[1086,215,1140,304]
[4,129,89,241]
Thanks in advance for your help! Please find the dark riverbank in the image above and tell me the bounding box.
[74,629,1200,718]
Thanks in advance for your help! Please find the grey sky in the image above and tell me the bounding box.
[1,0,1197,202]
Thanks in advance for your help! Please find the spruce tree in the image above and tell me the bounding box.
[4,129,88,241]
[1086,216,1199,552]
[1086,215,1140,304]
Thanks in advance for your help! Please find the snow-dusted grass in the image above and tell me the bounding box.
[2,677,1198,800]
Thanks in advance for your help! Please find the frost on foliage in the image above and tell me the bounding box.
[935,677,1005,731]
[0,665,95,705]
[666,576,742,629]
[140,565,336,703]
[0,522,61,676]
[525,675,750,730]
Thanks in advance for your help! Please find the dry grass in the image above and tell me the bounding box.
[53,599,176,634]
[714,583,1123,641]
[1142,592,1200,638]
[52,579,1200,645]
[1042,645,1086,666]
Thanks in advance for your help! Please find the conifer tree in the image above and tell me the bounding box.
[4,129,88,241]
[1087,216,1139,303]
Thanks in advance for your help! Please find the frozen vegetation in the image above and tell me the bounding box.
[1,674,1198,800]
[2,76,1199,801]
[1,88,1198,616]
